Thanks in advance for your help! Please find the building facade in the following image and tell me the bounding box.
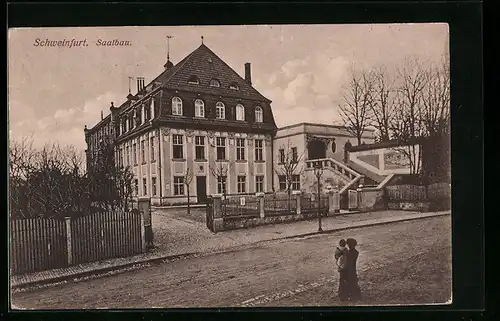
[85,43,277,205]
[273,123,376,193]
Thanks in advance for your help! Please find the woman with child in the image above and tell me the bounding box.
[334,237,361,302]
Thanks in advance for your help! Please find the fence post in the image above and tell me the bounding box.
[140,211,146,253]
[357,187,363,210]
[292,190,302,215]
[65,217,72,266]
[212,195,224,232]
[256,192,265,218]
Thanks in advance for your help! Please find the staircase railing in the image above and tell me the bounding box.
[304,158,364,194]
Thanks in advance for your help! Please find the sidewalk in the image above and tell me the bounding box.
[11,210,450,289]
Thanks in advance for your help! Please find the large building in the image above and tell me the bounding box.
[85,42,402,205]
[85,43,277,205]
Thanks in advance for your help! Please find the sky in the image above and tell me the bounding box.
[8,24,449,151]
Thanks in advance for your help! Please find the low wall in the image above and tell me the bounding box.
[223,212,322,230]
[358,188,386,212]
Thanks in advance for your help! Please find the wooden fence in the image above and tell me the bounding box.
[10,211,144,275]
[10,218,68,275]
[386,185,427,201]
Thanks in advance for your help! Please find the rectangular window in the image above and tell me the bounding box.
[143,178,147,196]
[255,175,264,193]
[141,141,145,163]
[255,139,263,161]
[195,136,205,160]
[174,176,184,196]
[134,179,139,196]
[278,175,287,191]
[237,176,246,193]
[150,137,155,162]
[216,137,226,160]
[279,149,285,164]
[133,143,137,165]
[292,147,298,163]
[125,146,130,166]
[292,175,300,190]
[151,177,157,196]
[236,138,245,160]
[217,176,227,194]
[173,134,184,159]
[120,148,123,167]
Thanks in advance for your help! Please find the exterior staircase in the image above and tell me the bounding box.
[303,154,393,210]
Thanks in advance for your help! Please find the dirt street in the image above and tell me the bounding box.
[11,216,451,309]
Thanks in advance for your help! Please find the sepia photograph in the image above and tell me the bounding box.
[8,24,451,309]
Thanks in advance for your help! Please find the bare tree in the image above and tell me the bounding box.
[338,66,374,145]
[421,59,450,138]
[274,140,305,205]
[183,167,194,214]
[369,65,396,142]
[390,56,428,175]
[209,160,233,199]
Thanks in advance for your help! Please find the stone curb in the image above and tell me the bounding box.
[11,211,450,290]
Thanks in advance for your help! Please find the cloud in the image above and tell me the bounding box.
[260,51,351,127]
[9,91,122,151]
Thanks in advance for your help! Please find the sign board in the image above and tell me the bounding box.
[240,197,246,206]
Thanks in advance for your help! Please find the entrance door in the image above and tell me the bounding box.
[196,176,207,203]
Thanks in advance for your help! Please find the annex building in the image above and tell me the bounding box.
[85,42,398,205]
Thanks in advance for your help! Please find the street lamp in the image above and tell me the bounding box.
[313,162,324,232]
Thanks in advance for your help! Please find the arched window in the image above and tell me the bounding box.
[172,97,183,116]
[216,102,225,119]
[150,99,155,118]
[229,82,239,90]
[188,75,199,84]
[255,106,263,123]
[210,79,221,87]
[195,99,205,118]
[124,116,128,132]
[236,104,245,121]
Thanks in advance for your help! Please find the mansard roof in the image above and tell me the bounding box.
[148,43,271,102]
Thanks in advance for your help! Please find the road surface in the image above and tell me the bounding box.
[11,216,451,309]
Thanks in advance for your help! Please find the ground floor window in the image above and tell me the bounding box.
[278,175,287,191]
[217,176,227,194]
[174,176,184,196]
[291,175,300,190]
[142,178,147,196]
[152,177,157,196]
[134,179,139,196]
[255,175,264,193]
[237,176,246,194]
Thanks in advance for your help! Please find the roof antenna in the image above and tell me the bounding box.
[201,36,204,45]
[166,35,174,61]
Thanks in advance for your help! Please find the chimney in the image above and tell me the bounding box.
[244,62,252,85]
[137,77,145,93]
[101,110,103,120]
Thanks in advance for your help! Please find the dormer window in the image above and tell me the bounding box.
[216,102,225,119]
[255,106,263,123]
[188,75,199,85]
[236,104,245,121]
[210,79,221,88]
[229,82,239,90]
[195,99,205,118]
[172,97,183,116]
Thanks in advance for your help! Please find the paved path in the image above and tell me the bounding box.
[11,216,451,309]
[10,210,450,289]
